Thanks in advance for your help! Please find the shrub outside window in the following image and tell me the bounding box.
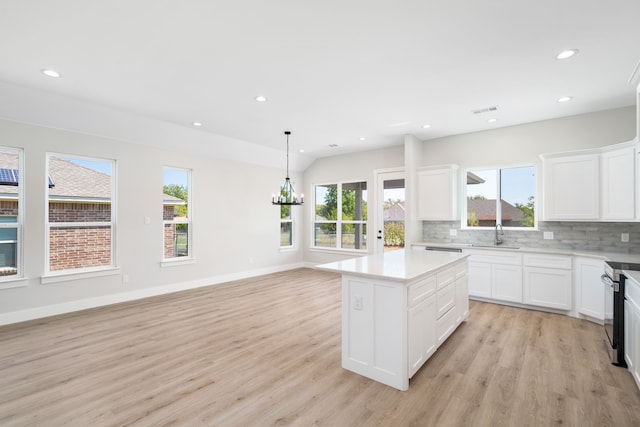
[0,148,23,279]
[464,166,536,229]
[46,154,115,272]
[163,167,191,259]
[314,181,367,250]
[280,205,293,248]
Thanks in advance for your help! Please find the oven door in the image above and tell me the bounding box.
[602,273,615,347]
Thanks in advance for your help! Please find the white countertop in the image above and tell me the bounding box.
[624,270,640,284]
[315,249,467,282]
[414,242,640,264]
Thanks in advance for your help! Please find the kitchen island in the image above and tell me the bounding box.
[316,249,469,391]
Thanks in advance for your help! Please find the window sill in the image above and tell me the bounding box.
[160,258,196,268]
[41,267,121,285]
[460,226,539,232]
[0,277,28,290]
[279,246,297,253]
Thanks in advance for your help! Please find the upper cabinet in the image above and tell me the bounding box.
[542,141,637,222]
[417,165,458,220]
[601,144,635,220]
[542,152,600,221]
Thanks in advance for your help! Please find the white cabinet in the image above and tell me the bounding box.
[523,254,572,310]
[408,295,437,378]
[417,165,458,220]
[625,274,640,391]
[455,263,469,325]
[601,144,635,220]
[575,257,605,322]
[467,250,523,303]
[542,152,600,220]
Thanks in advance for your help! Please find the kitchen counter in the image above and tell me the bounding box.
[315,248,468,282]
[315,249,469,391]
[413,242,640,264]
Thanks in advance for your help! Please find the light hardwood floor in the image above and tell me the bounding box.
[1,268,639,426]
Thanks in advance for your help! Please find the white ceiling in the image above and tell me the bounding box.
[0,0,639,165]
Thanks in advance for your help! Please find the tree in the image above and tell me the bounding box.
[163,184,188,217]
[515,196,535,227]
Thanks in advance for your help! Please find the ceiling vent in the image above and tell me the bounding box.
[328,144,338,148]
[472,105,499,115]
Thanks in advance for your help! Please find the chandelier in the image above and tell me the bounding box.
[272,131,303,205]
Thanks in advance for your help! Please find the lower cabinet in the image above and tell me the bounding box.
[523,254,572,310]
[492,264,523,303]
[408,295,437,378]
[625,275,640,391]
[575,257,605,321]
[467,250,523,303]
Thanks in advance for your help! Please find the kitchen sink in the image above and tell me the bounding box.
[472,244,520,250]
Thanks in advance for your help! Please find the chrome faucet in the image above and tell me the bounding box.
[495,223,504,246]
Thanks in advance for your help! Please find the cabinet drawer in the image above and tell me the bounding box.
[408,275,436,308]
[468,251,522,266]
[523,253,571,269]
[437,283,456,318]
[437,266,456,289]
[437,305,456,345]
[455,262,468,279]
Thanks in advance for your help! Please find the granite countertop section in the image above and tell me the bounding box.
[315,249,468,282]
[413,242,640,264]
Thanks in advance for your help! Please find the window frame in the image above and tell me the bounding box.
[461,164,537,231]
[279,204,294,249]
[162,166,193,262]
[44,153,117,275]
[312,180,368,252]
[0,146,24,284]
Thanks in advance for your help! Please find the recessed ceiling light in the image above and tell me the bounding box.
[192,121,202,127]
[255,95,267,102]
[422,124,432,129]
[557,96,573,103]
[487,118,498,123]
[41,69,61,78]
[359,137,366,141]
[299,149,305,153]
[556,49,579,60]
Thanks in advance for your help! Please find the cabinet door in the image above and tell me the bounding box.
[456,275,469,325]
[543,153,600,220]
[417,167,457,220]
[407,294,437,378]
[602,146,635,220]
[523,267,572,310]
[625,299,640,389]
[575,257,605,321]
[468,261,491,298]
[492,264,523,303]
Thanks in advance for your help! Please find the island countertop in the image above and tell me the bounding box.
[315,248,468,282]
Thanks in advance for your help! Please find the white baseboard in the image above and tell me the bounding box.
[0,262,305,326]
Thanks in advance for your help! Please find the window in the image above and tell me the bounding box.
[464,166,536,228]
[280,205,293,248]
[0,148,23,279]
[46,154,115,272]
[314,181,367,250]
[163,167,191,259]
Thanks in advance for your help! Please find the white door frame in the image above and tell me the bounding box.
[374,168,405,254]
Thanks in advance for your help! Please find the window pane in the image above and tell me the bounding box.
[280,221,292,247]
[342,182,367,221]
[280,205,291,220]
[163,169,189,219]
[466,170,497,227]
[341,223,367,250]
[314,223,337,248]
[501,166,535,227]
[49,225,111,271]
[315,184,337,221]
[164,223,189,258]
[0,226,17,276]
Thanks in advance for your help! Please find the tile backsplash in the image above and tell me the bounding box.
[422,221,640,254]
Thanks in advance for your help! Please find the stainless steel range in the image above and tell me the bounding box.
[602,260,640,366]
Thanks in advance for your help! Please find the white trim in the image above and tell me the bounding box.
[160,258,196,268]
[0,277,28,290]
[41,267,121,284]
[1,262,305,326]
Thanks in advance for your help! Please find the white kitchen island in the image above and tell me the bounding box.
[316,249,469,391]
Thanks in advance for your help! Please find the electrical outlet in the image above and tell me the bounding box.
[353,295,363,311]
[621,233,630,243]
[543,231,554,240]
[122,274,129,284]
[450,229,457,237]
[144,216,150,225]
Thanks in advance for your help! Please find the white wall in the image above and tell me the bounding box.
[302,145,404,265]
[0,119,304,324]
[421,107,636,168]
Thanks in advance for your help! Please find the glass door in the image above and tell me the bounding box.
[375,171,405,253]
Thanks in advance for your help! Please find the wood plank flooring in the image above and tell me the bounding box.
[1,268,639,426]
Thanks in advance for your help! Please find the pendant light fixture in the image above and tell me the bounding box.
[272,131,303,205]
